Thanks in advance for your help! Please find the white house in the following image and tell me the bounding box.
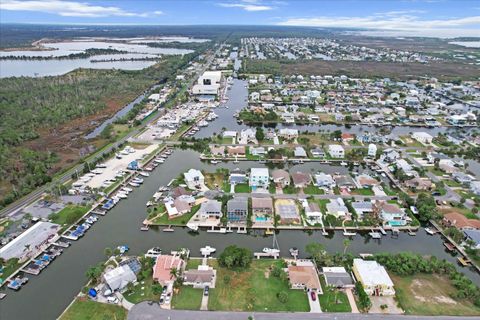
[368,144,377,158]
[192,71,222,96]
[314,172,335,189]
[328,145,345,158]
[326,198,349,218]
[352,259,395,296]
[184,169,205,190]
[249,168,269,190]
[412,132,433,144]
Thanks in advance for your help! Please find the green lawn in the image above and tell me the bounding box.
[60,298,126,320]
[444,179,462,188]
[171,286,203,310]
[283,185,298,195]
[186,258,203,269]
[152,205,200,226]
[208,259,310,312]
[352,188,374,196]
[303,184,325,195]
[318,279,351,312]
[124,277,160,304]
[392,274,480,316]
[234,183,250,193]
[49,205,91,226]
[0,258,21,280]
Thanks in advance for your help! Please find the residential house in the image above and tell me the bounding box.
[352,259,395,296]
[377,202,407,226]
[404,177,433,191]
[470,181,480,196]
[198,200,222,220]
[275,199,300,224]
[251,197,273,216]
[310,147,326,158]
[184,169,205,190]
[271,169,291,188]
[209,145,225,156]
[291,171,311,188]
[238,129,257,145]
[249,168,270,190]
[305,202,322,223]
[328,145,345,158]
[412,132,433,144]
[314,172,335,189]
[227,197,248,222]
[334,175,356,189]
[443,212,480,230]
[341,133,355,143]
[452,172,475,185]
[352,201,373,218]
[183,268,215,289]
[464,230,480,249]
[227,146,246,157]
[103,265,137,292]
[368,144,377,158]
[322,267,354,289]
[250,146,266,157]
[356,174,380,188]
[278,128,298,140]
[288,260,321,291]
[153,254,185,286]
[294,146,307,158]
[229,169,247,185]
[381,148,400,163]
[326,198,349,218]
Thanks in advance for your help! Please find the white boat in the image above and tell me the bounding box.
[122,187,133,192]
[210,160,219,164]
[369,232,382,239]
[340,161,348,166]
[145,247,162,258]
[262,248,280,254]
[146,201,154,207]
[187,223,199,231]
[139,171,150,177]
[425,227,436,235]
[198,120,208,127]
[132,177,144,184]
[200,246,217,256]
[117,192,128,199]
[154,158,165,164]
[129,182,140,187]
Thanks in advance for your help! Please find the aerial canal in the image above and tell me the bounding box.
[1,148,480,320]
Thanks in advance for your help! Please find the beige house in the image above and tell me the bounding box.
[352,259,395,296]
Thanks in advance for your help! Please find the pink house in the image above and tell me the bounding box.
[153,255,185,286]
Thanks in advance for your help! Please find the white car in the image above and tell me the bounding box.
[107,296,119,304]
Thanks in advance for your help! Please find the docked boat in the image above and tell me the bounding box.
[146,201,154,207]
[117,192,128,199]
[289,247,299,256]
[340,161,348,166]
[187,223,199,231]
[122,187,133,193]
[200,246,216,256]
[7,276,28,291]
[132,177,144,184]
[139,171,150,177]
[154,158,165,164]
[425,227,436,235]
[210,160,219,164]
[198,120,209,127]
[262,248,280,254]
[129,182,140,187]
[145,247,162,258]
[117,245,129,254]
[369,232,382,239]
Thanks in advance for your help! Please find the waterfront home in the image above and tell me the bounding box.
[209,145,225,156]
[227,146,246,157]
[288,260,321,292]
[171,187,191,199]
[396,159,416,177]
[250,146,266,157]
[412,132,433,144]
[305,202,322,223]
[326,198,349,219]
[341,133,355,143]
[275,199,301,224]
[183,268,215,289]
[249,168,270,190]
[352,259,395,296]
[464,230,480,249]
[404,177,433,191]
[223,130,238,140]
[352,201,373,218]
[103,265,137,292]
[368,144,377,158]
[443,212,480,230]
[192,71,222,96]
[291,171,311,188]
[198,200,222,220]
[452,172,475,185]
[271,169,291,188]
[293,146,307,158]
[227,197,248,222]
[184,169,205,190]
[314,172,335,189]
[229,169,247,185]
[238,129,257,145]
[251,197,274,216]
[377,202,407,226]
[278,128,299,140]
[281,112,295,123]
[328,145,345,158]
[355,174,380,188]
[310,147,326,158]
[322,267,354,289]
[0,221,60,261]
[381,148,400,163]
[153,254,185,286]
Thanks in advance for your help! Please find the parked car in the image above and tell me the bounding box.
[107,296,119,304]
[310,291,316,301]
[204,286,209,296]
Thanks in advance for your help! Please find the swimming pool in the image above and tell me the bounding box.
[255,217,267,222]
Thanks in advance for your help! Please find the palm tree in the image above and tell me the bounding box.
[170,267,178,279]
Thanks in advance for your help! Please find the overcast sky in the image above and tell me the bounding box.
[1,0,479,37]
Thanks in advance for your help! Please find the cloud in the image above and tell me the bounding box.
[0,0,163,18]
[219,1,273,11]
[278,13,480,37]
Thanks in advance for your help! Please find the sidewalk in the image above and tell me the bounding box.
[345,288,359,313]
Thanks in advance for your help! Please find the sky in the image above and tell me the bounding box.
[0,0,479,38]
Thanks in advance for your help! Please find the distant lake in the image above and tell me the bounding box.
[449,41,480,48]
[0,39,194,77]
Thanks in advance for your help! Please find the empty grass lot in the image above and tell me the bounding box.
[303,184,325,195]
[60,298,126,320]
[171,286,203,310]
[392,274,480,316]
[124,278,159,304]
[234,183,250,193]
[208,259,309,312]
[152,205,200,225]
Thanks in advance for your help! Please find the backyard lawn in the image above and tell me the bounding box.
[208,260,310,312]
[124,278,160,304]
[303,184,325,195]
[204,172,227,190]
[171,286,203,310]
[49,205,91,226]
[186,258,203,269]
[152,205,200,225]
[392,274,480,316]
[352,188,374,196]
[60,298,126,320]
[234,183,250,193]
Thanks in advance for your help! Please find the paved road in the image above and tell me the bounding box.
[128,302,480,320]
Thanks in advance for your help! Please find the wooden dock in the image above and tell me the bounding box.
[444,242,456,252]
[254,252,280,259]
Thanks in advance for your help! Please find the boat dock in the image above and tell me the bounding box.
[254,251,280,259]
[444,242,456,252]
[163,225,174,232]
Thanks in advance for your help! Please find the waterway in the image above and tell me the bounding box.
[1,148,480,320]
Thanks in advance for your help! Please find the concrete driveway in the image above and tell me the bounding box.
[200,293,209,311]
[308,291,322,313]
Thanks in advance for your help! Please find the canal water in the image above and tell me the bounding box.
[1,148,480,320]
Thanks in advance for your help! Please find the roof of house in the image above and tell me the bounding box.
[153,255,185,283]
[227,197,248,212]
[228,146,246,154]
[103,265,137,291]
[353,259,394,287]
[444,212,480,229]
[291,171,311,186]
[271,169,290,181]
[288,264,321,290]
[251,168,269,177]
[252,197,273,210]
[183,269,215,284]
[199,200,222,214]
[322,267,354,287]
[275,199,299,219]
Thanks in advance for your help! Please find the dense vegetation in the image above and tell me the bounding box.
[218,245,253,269]
[0,54,193,208]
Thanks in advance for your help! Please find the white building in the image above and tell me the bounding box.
[249,168,269,190]
[192,71,222,96]
[103,265,137,292]
[328,145,345,158]
[411,132,433,144]
[184,169,205,190]
[368,144,377,158]
[352,259,395,296]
